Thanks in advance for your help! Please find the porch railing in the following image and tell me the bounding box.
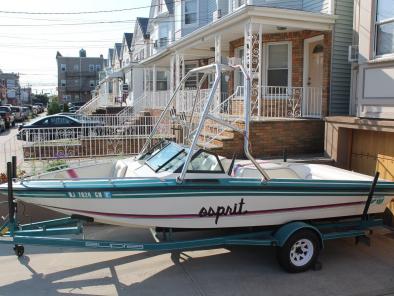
[224,86,324,119]
[77,93,116,115]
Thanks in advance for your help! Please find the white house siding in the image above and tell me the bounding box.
[329,0,353,115]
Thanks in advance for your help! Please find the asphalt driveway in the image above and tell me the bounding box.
[0,225,393,296]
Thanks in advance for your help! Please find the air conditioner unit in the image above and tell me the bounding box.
[213,9,222,21]
[228,57,242,66]
[348,45,359,63]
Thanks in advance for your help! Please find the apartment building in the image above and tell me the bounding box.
[56,49,105,103]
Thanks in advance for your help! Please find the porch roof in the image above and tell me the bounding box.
[141,5,336,66]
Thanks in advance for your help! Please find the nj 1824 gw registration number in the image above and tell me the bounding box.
[67,191,112,198]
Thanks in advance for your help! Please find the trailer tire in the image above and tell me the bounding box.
[14,244,24,257]
[277,229,320,273]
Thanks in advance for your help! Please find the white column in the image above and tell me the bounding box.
[175,52,181,88]
[215,34,222,106]
[170,54,175,93]
[258,24,262,118]
[181,55,185,81]
[153,64,157,93]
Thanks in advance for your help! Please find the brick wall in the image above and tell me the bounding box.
[228,30,332,116]
[214,119,324,158]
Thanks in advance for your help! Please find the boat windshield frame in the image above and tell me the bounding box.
[137,63,270,182]
[145,142,185,172]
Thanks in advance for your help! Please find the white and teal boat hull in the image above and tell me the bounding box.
[4,177,393,229]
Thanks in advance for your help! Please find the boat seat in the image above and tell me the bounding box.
[234,166,301,179]
[113,160,128,178]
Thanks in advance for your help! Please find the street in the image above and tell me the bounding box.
[0,113,45,175]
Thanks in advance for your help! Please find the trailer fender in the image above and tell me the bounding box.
[273,222,324,249]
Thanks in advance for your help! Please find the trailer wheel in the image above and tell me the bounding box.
[13,244,24,257]
[277,229,320,273]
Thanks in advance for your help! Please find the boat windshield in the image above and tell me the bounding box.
[145,142,184,172]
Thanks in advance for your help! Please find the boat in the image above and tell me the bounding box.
[1,63,393,229]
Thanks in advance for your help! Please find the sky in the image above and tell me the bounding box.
[0,0,150,95]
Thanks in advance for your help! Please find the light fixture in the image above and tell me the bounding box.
[277,26,287,31]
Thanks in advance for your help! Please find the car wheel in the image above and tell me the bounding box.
[277,229,320,273]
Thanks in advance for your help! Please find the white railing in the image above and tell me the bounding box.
[224,86,324,119]
[77,93,116,115]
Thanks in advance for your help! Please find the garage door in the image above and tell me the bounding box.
[351,129,394,181]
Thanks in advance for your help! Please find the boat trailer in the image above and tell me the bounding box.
[0,157,387,273]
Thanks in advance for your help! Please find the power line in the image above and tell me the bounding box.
[0,1,182,15]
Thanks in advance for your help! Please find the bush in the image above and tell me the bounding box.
[47,100,61,115]
[63,103,69,112]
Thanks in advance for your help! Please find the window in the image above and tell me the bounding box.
[266,43,291,91]
[375,0,394,56]
[61,80,66,87]
[88,64,95,72]
[156,71,168,91]
[89,80,95,88]
[184,63,198,89]
[184,0,197,25]
[50,116,74,126]
[95,64,101,71]
[60,64,66,72]
[234,0,246,9]
[234,47,244,89]
[73,64,79,71]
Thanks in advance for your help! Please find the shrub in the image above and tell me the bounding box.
[47,100,61,115]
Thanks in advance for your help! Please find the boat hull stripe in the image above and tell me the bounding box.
[40,201,366,219]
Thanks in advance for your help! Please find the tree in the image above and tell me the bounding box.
[32,94,50,106]
[47,100,61,115]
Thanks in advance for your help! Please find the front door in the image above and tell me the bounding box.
[304,38,324,117]
[308,40,324,88]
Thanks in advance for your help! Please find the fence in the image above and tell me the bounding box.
[16,114,191,163]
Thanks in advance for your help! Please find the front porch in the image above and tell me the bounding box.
[140,9,333,121]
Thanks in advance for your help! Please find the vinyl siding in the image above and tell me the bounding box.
[251,0,302,10]
[248,0,330,13]
[329,0,353,115]
[303,0,329,13]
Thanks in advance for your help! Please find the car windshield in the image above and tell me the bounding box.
[145,142,184,172]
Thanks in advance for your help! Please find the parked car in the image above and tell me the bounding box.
[10,106,23,122]
[0,117,5,132]
[0,106,15,128]
[17,114,104,141]
[33,103,44,113]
